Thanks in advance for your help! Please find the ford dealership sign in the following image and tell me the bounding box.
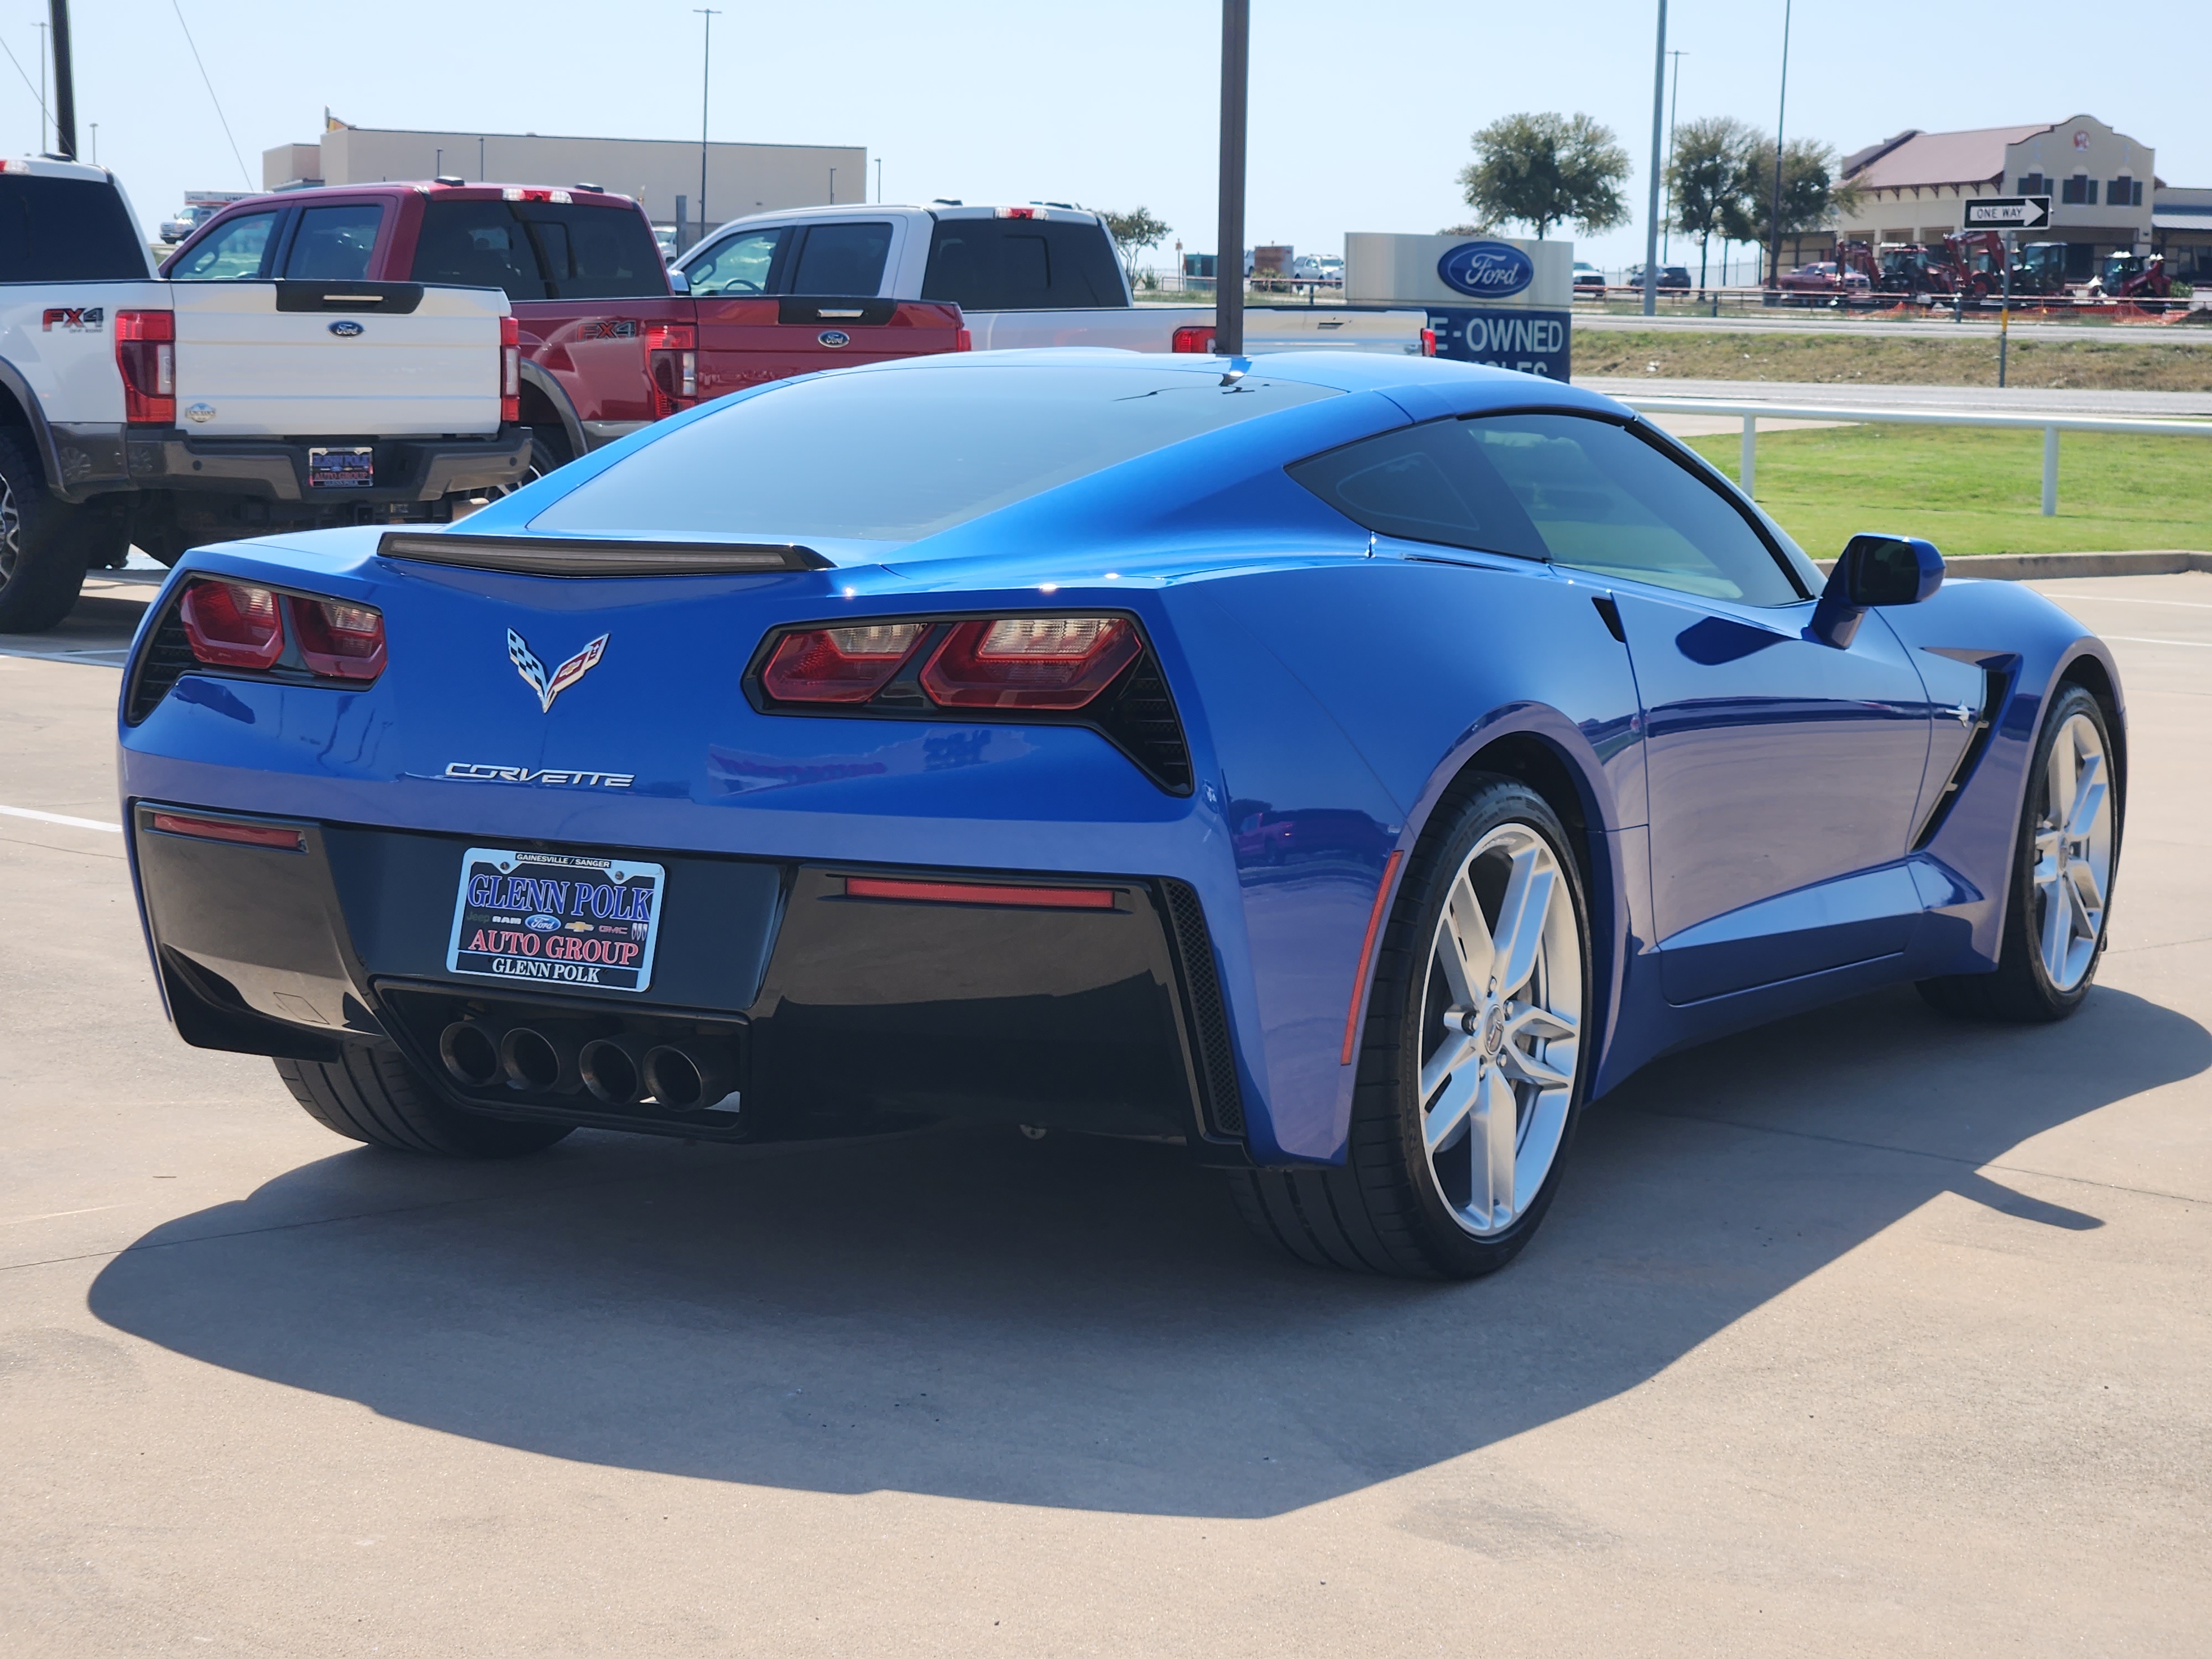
[1437,241,1536,299]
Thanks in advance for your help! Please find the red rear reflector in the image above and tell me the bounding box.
[763,623,928,703]
[1342,849,1404,1064]
[115,309,176,424]
[286,596,387,680]
[919,617,1140,709]
[148,812,305,852]
[179,579,285,670]
[843,875,1114,910]
[956,327,972,352]
[1171,324,1215,354]
[1420,327,1437,357]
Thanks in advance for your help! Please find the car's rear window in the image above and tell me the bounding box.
[529,364,1339,543]
[413,200,665,301]
[921,218,1124,311]
[0,175,148,281]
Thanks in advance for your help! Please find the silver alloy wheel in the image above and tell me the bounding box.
[1416,822,1583,1237]
[2034,711,2115,992]
[0,472,19,586]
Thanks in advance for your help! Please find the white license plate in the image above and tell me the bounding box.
[446,848,665,993]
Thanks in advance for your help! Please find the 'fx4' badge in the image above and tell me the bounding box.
[508,629,609,713]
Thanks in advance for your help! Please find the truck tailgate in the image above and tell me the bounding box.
[171,281,507,436]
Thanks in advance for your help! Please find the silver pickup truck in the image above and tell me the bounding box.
[674,203,1431,358]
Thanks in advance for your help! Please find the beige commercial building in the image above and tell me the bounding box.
[264,122,866,245]
[1832,115,2154,280]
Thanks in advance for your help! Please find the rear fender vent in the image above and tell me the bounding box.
[1096,655,1193,795]
[123,592,195,724]
[1161,879,1244,1139]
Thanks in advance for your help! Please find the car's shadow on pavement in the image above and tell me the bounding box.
[87,983,2208,1518]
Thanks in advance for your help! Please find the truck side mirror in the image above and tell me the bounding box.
[1811,534,1944,648]
[666,268,692,295]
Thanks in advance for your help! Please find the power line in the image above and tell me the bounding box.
[170,0,252,190]
[0,34,45,146]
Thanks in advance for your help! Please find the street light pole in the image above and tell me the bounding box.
[1215,0,1249,357]
[1767,0,1793,290]
[694,8,721,239]
[47,1,75,159]
[1641,0,1667,317]
[1661,49,1683,263]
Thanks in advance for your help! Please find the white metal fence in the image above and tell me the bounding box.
[1621,396,2212,516]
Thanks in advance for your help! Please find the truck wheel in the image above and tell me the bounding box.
[0,430,92,633]
[274,1045,575,1158]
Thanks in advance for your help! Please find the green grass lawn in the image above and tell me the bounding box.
[1683,424,2212,556]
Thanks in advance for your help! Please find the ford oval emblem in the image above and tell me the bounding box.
[328,319,365,338]
[1437,240,1535,299]
[524,913,561,931]
[817,329,851,348]
[185,403,216,425]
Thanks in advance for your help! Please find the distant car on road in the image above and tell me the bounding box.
[1623,264,1692,290]
[1572,262,1606,295]
[157,202,223,244]
[1775,260,1873,305]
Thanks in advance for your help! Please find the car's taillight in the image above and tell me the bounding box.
[919,617,1141,710]
[1171,324,1215,354]
[499,316,520,423]
[762,622,927,703]
[956,327,972,352]
[179,579,284,669]
[286,595,387,680]
[646,321,697,419]
[115,310,176,424]
[1420,327,1437,357]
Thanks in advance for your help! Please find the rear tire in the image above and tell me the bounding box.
[1229,778,1593,1280]
[274,1044,575,1158]
[0,430,92,633]
[1917,685,2119,1024]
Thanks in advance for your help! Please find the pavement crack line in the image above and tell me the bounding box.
[1627,1107,2207,1208]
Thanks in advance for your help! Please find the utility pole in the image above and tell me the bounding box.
[1661,49,1683,262]
[829,166,836,204]
[1215,0,1249,356]
[47,2,75,158]
[35,20,48,153]
[1641,0,1666,317]
[875,157,881,204]
[695,8,721,238]
[1767,0,1793,290]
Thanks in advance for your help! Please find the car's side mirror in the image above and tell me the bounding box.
[1811,534,1944,648]
[666,268,692,294]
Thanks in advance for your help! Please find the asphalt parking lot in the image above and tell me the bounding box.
[2,574,2206,1657]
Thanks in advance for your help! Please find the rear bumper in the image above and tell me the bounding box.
[129,804,1250,1158]
[122,427,532,503]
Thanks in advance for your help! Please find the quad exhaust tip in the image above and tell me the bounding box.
[442,1020,734,1112]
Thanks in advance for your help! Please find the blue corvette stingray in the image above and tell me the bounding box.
[118,350,2124,1279]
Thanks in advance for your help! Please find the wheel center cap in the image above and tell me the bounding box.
[1481,1006,1506,1056]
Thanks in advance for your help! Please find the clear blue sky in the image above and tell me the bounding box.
[4,0,2200,272]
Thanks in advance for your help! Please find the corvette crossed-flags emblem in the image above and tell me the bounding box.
[507,628,609,713]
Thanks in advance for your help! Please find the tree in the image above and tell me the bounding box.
[1458,112,1630,242]
[1100,207,1171,286]
[1732,136,1863,283]
[1667,116,1757,296]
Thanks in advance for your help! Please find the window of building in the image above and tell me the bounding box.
[2017,173,2049,196]
[2107,176,2143,207]
[2062,175,2098,205]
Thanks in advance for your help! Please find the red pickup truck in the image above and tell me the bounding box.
[164,182,966,477]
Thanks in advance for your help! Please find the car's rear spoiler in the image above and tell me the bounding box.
[376,533,831,577]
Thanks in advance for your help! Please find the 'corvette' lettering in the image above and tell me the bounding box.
[443,762,634,788]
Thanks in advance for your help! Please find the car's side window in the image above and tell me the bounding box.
[787,222,893,294]
[1290,413,1805,606]
[171,210,280,280]
[687,228,785,296]
[282,204,384,280]
[1464,415,1804,604]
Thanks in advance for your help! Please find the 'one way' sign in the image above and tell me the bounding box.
[1964,196,2053,230]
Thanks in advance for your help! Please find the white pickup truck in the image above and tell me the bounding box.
[0,158,528,631]
[672,203,1431,358]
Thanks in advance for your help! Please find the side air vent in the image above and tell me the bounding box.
[377,533,832,577]
[123,592,195,724]
[1161,879,1244,1138]
[1913,666,2010,849]
[1097,655,1193,795]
